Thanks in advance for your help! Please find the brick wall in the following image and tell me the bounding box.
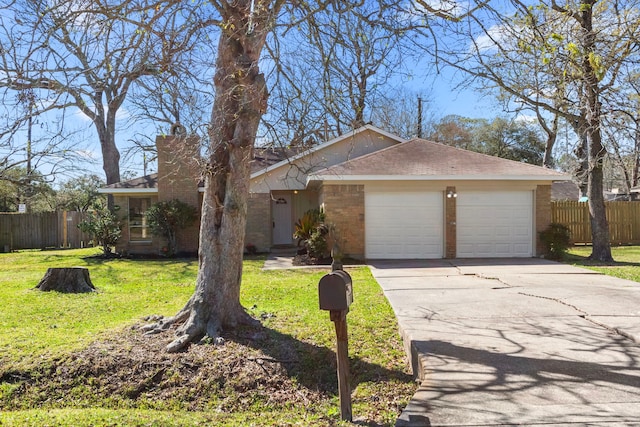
[535,184,552,256]
[320,184,365,259]
[156,135,201,254]
[245,193,271,252]
[445,186,456,258]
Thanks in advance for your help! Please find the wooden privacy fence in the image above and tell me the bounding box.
[551,201,640,245]
[0,211,91,252]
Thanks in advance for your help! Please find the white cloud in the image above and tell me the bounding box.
[472,24,513,53]
[514,113,537,124]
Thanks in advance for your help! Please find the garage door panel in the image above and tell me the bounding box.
[457,190,533,258]
[365,191,443,259]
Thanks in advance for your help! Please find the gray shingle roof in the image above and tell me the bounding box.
[311,138,567,179]
[103,173,158,189]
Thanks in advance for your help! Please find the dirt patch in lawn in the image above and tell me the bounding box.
[1,321,413,425]
[2,324,321,410]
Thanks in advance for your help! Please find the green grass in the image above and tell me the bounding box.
[567,245,640,282]
[0,249,414,426]
[0,248,197,365]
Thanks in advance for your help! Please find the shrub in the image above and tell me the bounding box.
[307,224,329,259]
[77,209,122,256]
[540,223,572,260]
[146,199,198,256]
[293,209,332,259]
[293,208,325,248]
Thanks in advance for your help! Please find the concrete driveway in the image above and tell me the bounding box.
[368,258,640,426]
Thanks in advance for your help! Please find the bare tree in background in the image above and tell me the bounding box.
[264,2,408,147]
[1,87,86,204]
[0,0,212,186]
[370,89,434,139]
[602,65,640,198]
[124,22,218,172]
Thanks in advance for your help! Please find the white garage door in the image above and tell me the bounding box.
[457,191,533,258]
[365,191,443,259]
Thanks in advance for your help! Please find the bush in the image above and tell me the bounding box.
[307,224,329,259]
[146,199,198,256]
[293,209,325,248]
[540,223,572,260]
[78,209,122,256]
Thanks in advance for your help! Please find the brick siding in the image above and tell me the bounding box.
[535,184,552,256]
[320,184,365,259]
[156,135,201,254]
[445,186,456,258]
[245,193,271,252]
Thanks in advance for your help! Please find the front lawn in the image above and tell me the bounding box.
[567,245,640,282]
[0,249,415,426]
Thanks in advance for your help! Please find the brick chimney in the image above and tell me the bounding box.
[155,134,201,253]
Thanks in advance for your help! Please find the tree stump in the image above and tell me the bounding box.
[35,267,96,293]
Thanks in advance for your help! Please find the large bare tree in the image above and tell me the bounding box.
[143,0,426,352]
[143,0,284,352]
[0,0,210,185]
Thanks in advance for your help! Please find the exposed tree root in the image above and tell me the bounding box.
[142,297,259,353]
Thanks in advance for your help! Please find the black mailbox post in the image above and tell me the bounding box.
[318,270,353,422]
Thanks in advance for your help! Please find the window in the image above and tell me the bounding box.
[129,197,152,241]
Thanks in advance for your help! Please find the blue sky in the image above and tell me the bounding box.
[9,70,504,187]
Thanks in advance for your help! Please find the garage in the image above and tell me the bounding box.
[456,190,534,258]
[365,191,443,259]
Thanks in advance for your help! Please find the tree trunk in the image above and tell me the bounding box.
[96,118,121,186]
[539,111,558,168]
[580,0,613,262]
[35,267,96,293]
[94,115,121,210]
[571,119,589,198]
[143,1,278,352]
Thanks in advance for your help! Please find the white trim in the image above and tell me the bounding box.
[250,125,406,180]
[98,188,158,194]
[307,174,571,184]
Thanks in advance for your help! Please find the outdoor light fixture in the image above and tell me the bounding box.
[446,190,457,198]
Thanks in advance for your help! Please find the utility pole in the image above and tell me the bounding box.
[417,96,423,138]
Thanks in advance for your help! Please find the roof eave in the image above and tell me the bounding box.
[250,125,406,180]
[307,174,572,184]
[97,188,159,195]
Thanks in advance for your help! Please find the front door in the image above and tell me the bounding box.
[272,193,293,245]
